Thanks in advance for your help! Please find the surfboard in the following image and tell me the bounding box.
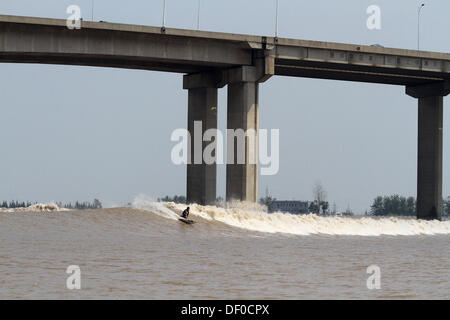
[179,218,195,224]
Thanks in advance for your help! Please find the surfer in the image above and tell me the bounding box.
[181,207,190,219]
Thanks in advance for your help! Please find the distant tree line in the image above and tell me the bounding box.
[1,201,34,208]
[259,183,353,216]
[157,195,225,205]
[308,201,330,214]
[370,195,450,216]
[1,199,102,210]
[158,195,186,204]
[371,195,415,216]
[57,199,102,210]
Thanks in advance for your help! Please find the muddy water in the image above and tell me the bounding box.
[0,207,448,299]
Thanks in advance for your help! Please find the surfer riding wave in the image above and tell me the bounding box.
[181,207,190,219]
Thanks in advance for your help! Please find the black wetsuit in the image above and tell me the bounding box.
[182,209,189,219]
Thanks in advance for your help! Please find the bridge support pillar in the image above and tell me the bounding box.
[183,73,221,205]
[223,62,273,202]
[406,81,450,220]
[226,80,259,203]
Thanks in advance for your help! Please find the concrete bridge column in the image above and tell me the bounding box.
[183,73,221,205]
[226,80,259,202]
[224,61,273,202]
[406,81,450,220]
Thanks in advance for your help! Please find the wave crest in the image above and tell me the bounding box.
[0,203,69,212]
[152,202,450,236]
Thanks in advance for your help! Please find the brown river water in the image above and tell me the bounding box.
[0,200,449,299]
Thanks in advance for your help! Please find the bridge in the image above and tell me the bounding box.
[1,15,449,220]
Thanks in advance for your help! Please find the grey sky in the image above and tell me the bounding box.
[0,0,449,213]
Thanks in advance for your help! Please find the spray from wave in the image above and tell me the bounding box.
[133,197,450,236]
[131,194,180,220]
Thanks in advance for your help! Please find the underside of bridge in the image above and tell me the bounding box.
[1,15,450,219]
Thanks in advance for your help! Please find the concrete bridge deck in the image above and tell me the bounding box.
[1,14,449,219]
[1,15,450,85]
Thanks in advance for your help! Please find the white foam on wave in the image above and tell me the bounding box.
[157,202,450,236]
[0,203,69,212]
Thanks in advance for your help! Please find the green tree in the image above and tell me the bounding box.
[93,199,102,209]
[371,195,417,216]
[309,202,319,213]
[259,195,276,208]
[371,196,384,216]
[406,197,416,215]
[444,197,450,216]
[321,201,329,214]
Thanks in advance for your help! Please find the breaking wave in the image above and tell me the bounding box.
[132,194,180,220]
[134,198,450,236]
[0,203,69,212]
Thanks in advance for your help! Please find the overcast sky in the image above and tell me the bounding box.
[0,0,449,213]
